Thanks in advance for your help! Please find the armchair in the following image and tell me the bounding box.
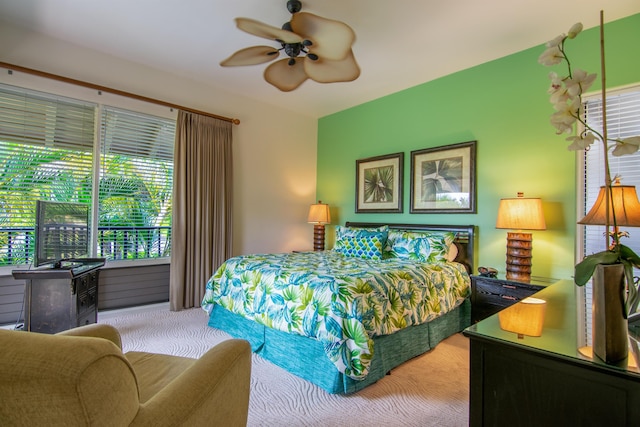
[0,323,251,427]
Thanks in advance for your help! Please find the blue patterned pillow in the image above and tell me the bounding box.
[335,225,388,240]
[334,229,388,260]
[384,230,455,263]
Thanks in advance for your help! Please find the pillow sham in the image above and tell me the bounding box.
[335,225,388,240]
[334,227,388,260]
[384,230,456,263]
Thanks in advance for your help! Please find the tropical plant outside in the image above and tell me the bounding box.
[0,140,172,266]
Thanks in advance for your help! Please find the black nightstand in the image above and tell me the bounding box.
[470,275,555,323]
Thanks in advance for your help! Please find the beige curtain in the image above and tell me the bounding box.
[170,110,233,311]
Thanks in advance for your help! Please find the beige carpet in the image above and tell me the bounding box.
[100,306,470,427]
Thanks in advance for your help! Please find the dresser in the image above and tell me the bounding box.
[463,279,640,426]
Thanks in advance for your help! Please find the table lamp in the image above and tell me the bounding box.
[307,201,330,251]
[578,178,640,245]
[498,297,547,339]
[496,193,546,282]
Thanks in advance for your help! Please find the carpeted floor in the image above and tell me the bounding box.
[100,305,470,427]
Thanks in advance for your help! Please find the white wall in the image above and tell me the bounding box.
[0,23,318,256]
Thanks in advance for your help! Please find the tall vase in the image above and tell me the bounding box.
[592,263,628,363]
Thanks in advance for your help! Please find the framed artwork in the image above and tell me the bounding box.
[410,141,477,214]
[356,152,404,213]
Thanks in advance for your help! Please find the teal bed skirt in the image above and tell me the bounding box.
[207,298,471,394]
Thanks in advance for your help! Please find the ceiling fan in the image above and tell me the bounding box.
[220,0,360,92]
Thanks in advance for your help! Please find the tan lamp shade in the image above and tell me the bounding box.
[578,183,640,227]
[496,194,546,231]
[498,297,547,338]
[307,201,331,224]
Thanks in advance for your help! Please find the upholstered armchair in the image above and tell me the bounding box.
[0,323,251,427]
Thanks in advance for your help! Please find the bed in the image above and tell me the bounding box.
[202,222,475,394]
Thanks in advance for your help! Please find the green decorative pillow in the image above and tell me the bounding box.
[334,229,388,260]
[384,230,455,263]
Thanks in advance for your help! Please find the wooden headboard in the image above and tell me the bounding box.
[344,222,476,274]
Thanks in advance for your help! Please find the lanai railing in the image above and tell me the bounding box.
[0,226,171,266]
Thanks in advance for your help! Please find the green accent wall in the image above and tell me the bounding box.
[317,14,640,280]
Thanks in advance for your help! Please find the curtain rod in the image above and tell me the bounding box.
[0,61,240,125]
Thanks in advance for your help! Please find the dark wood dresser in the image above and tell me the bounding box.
[463,279,640,426]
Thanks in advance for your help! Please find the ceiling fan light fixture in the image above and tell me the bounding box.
[220,1,359,91]
[287,0,302,14]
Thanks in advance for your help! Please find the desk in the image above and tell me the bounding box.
[463,279,640,426]
[12,260,105,333]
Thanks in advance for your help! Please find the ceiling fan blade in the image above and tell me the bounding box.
[220,46,280,66]
[304,49,360,83]
[290,12,355,61]
[264,58,308,92]
[236,17,303,44]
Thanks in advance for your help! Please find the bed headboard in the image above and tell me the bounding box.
[344,222,476,274]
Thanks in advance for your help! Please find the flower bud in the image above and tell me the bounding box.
[567,23,583,39]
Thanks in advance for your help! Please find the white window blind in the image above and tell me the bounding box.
[0,84,95,265]
[581,85,640,342]
[0,83,176,266]
[98,106,175,260]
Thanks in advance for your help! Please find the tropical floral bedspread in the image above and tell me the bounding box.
[201,250,470,380]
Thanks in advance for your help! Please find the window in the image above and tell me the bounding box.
[98,106,174,261]
[580,85,640,341]
[0,84,176,267]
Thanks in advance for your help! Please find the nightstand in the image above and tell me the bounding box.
[464,280,640,426]
[470,275,555,323]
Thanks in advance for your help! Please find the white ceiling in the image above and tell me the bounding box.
[0,0,639,118]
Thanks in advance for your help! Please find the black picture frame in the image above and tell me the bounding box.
[410,141,477,214]
[355,152,404,213]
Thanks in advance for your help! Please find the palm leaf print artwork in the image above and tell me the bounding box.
[421,156,462,202]
[364,165,394,203]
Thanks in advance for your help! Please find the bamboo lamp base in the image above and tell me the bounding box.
[313,224,326,251]
[505,232,533,282]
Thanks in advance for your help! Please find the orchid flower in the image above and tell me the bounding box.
[565,69,597,97]
[566,132,596,150]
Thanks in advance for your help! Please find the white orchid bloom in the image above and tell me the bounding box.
[567,23,583,39]
[565,68,597,97]
[546,34,565,48]
[538,46,564,66]
[566,132,596,150]
[550,98,580,134]
[547,72,574,107]
[612,136,640,156]
[550,111,577,134]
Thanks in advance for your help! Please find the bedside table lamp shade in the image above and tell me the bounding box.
[307,201,331,251]
[498,297,547,338]
[578,180,640,235]
[496,193,546,283]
